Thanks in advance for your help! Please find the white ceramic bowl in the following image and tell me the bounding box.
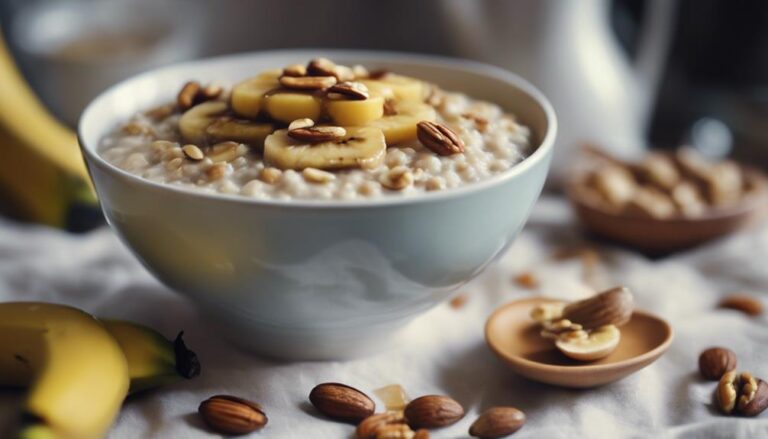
[79,50,556,359]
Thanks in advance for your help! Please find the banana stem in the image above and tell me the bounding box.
[173,332,201,379]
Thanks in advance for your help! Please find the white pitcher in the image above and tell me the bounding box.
[442,0,676,180]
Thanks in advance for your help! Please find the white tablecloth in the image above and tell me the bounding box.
[1,196,767,438]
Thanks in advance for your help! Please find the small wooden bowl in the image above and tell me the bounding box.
[567,170,768,254]
[485,297,673,388]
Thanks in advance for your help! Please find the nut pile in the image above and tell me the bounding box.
[530,287,634,361]
[305,382,526,438]
[575,147,760,219]
[698,347,768,417]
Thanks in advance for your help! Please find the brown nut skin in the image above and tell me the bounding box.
[469,407,526,438]
[309,382,376,423]
[198,395,267,435]
[718,294,764,317]
[699,347,737,381]
[356,412,404,439]
[738,378,768,417]
[404,395,464,429]
[562,286,634,329]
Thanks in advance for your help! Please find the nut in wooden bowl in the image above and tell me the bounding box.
[568,146,768,254]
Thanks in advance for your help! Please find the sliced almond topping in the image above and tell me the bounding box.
[302,167,336,184]
[201,84,223,100]
[165,157,184,171]
[280,75,337,91]
[416,121,465,156]
[288,126,346,142]
[288,118,315,131]
[182,144,205,161]
[327,81,369,100]
[351,64,370,79]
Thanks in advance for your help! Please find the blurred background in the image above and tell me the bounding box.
[0,0,765,231]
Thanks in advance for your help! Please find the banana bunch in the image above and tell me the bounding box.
[179,58,437,171]
[0,302,200,438]
[0,31,97,229]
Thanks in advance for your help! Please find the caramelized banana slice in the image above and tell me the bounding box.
[264,127,386,171]
[325,95,385,126]
[367,100,436,145]
[264,92,322,123]
[360,74,427,102]
[206,117,274,149]
[179,101,228,145]
[230,70,281,119]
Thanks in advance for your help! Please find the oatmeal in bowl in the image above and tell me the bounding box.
[79,51,554,359]
[99,57,532,201]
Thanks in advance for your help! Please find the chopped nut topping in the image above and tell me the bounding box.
[288,126,346,142]
[307,57,338,77]
[207,141,243,163]
[383,100,397,116]
[327,81,369,100]
[206,162,228,180]
[351,64,369,79]
[381,166,413,190]
[165,157,183,171]
[282,64,307,77]
[177,81,222,111]
[368,69,389,79]
[182,144,205,161]
[260,167,282,184]
[288,118,315,131]
[280,75,337,90]
[302,167,335,184]
[143,103,176,120]
[416,121,465,156]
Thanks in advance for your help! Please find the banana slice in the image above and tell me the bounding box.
[179,101,228,145]
[179,101,272,147]
[325,95,385,126]
[264,92,322,123]
[264,126,385,171]
[555,325,621,361]
[360,74,427,102]
[230,70,281,119]
[367,100,436,145]
[206,117,273,148]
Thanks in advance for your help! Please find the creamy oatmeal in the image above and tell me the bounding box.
[99,58,532,201]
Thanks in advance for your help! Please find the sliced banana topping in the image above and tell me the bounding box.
[366,100,436,145]
[264,92,322,123]
[360,74,427,102]
[178,101,228,145]
[555,325,621,361]
[264,127,386,171]
[230,71,280,119]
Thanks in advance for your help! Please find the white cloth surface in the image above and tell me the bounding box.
[1,196,767,439]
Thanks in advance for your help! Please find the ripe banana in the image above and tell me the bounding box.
[0,302,129,439]
[264,92,322,123]
[360,74,427,102]
[179,101,229,144]
[101,319,200,394]
[264,126,386,170]
[367,101,436,145]
[0,31,96,228]
[325,94,385,126]
[230,70,280,119]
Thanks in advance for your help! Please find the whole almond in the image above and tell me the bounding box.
[562,286,634,329]
[469,407,526,438]
[404,395,464,429]
[718,294,764,317]
[698,347,737,381]
[416,121,465,156]
[198,395,267,435]
[309,382,376,423]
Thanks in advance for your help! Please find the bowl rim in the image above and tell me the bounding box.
[485,297,674,374]
[78,48,556,209]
